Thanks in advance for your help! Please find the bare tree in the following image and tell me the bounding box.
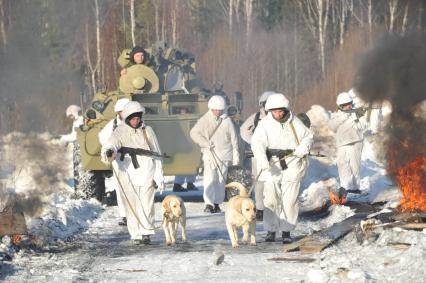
[229,0,234,33]
[130,0,136,46]
[418,1,423,31]
[402,1,409,34]
[298,0,330,76]
[388,0,399,32]
[151,0,160,41]
[171,0,178,46]
[85,0,102,96]
[245,0,253,49]
[337,0,352,47]
[0,0,6,53]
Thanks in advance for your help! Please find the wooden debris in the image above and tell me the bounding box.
[387,242,411,250]
[267,256,315,263]
[0,206,27,236]
[283,213,368,253]
[116,268,146,272]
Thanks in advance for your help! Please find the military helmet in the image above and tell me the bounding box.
[265,93,290,111]
[336,92,353,106]
[122,101,145,121]
[66,105,81,118]
[114,98,130,113]
[258,91,275,107]
[208,95,226,110]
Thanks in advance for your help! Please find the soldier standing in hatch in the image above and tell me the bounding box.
[190,95,240,213]
[120,46,146,76]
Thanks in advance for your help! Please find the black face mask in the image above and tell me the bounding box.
[125,112,143,128]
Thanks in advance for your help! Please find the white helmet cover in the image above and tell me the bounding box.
[208,95,226,110]
[121,101,145,121]
[336,92,353,106]
[65,105,81,118]
[264,93,290,111]
[258,91,275,106]
[114,98,130,112]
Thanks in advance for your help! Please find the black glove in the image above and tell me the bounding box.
[106,149,114,158]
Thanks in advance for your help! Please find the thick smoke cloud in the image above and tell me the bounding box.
[354,33,426,171]
[1,134,69,217]
[0,1,86,134]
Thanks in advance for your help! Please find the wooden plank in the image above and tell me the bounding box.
[267,256,316,263]
[0,208,27,236]
[283,213,368,254]
[395,223,426,230]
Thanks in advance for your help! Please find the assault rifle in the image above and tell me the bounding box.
[245,149,326,170]
[343,106,381,118]
[118,147,171,169]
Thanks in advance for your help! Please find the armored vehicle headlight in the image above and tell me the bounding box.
[132,77,146,89]
[86,109,97,119]
[92,101,105,112]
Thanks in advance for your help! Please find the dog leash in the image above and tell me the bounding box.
[112,161,163,231]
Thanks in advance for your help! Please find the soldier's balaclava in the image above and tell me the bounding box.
[125,112,143,129]
[129,46,146,64]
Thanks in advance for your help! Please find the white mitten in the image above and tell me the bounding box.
[258,159,270,171]
[157,182,165,195]
[293,144,309,158]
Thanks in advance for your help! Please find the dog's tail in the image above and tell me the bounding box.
[225,181,248,197]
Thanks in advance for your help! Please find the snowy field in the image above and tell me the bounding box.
[1,105,425,282]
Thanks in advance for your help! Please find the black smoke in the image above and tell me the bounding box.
[354,33,426,172]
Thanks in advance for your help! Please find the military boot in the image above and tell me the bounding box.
[265,231,276,242]
[256,210,263,221]
[214,204,221,213]
[282,231,291,243]
[173,183,187,192]
[204,204,214,213]
[142,235,151,245]
[186,182,198,191]
[118,217,127,226]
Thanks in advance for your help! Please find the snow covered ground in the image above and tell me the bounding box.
[1,105,425,282]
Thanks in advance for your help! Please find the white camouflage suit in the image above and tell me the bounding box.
[190,110,240,206]
[98,115,126,219]
[252,112,313,233]
[101,103,164,240]
[329,110,367,191]
[240,108,267,210]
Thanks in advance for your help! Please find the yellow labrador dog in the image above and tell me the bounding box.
[162,195,187,246]
[225,182,256,248]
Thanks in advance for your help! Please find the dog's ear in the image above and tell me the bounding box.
[162,199,170,211]
[234,198,243,214]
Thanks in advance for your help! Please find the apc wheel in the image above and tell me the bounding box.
[225,165,252,201]
[72,142,106,201]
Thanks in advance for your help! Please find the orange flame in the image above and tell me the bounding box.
[328,189,347,205]
[12,234,22,245]
[396,155,426,212]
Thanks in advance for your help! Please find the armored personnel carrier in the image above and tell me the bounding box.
[74,42,242,199]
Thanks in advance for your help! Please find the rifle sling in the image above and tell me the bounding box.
[289,121,300,145]
[208,117,223,141]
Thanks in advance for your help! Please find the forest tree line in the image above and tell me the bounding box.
[0,0,424,133]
